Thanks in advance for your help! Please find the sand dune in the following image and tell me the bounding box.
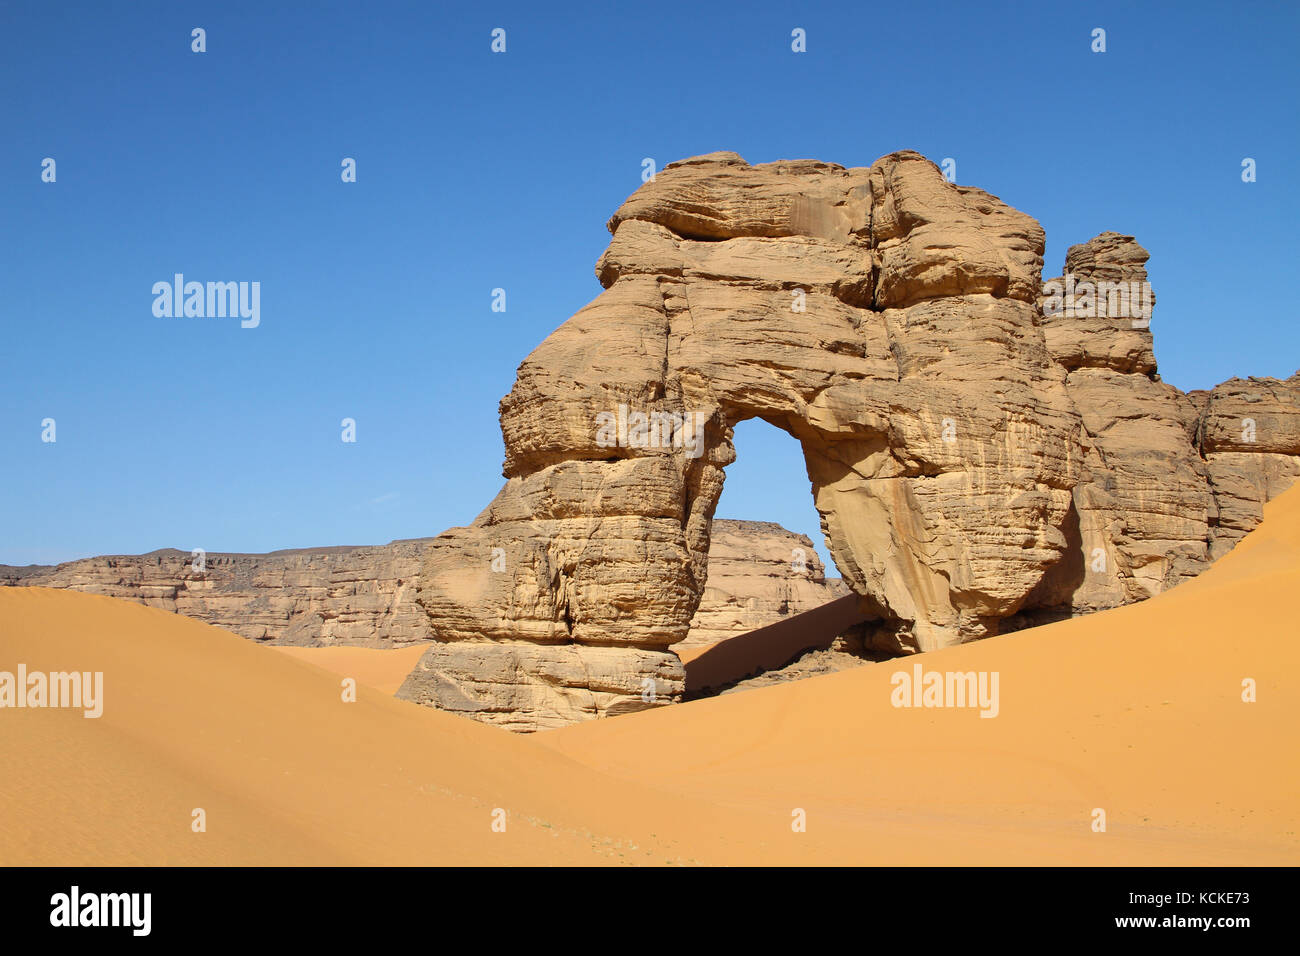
[270,643,430,696]
[2,488,1298,865]
[681,592,867,691]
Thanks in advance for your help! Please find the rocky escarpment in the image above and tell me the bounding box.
[396,150,1300,730]
[0,523,840,653]
[0,543,437,646]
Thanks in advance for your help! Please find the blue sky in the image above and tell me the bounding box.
[2,0,1297,570]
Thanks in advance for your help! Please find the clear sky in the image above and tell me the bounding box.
[2,0,1297,571]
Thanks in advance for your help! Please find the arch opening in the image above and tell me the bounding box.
[677,417,895,696]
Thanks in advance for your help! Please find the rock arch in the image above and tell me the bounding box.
[398,151,1298,730]
[399,150,1088,730]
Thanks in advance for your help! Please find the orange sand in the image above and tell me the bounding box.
[2,487,1298,865]
[270,643,430,695]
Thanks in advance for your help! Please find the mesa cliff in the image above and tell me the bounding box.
[0,542,437,647]
[395,150,1300,730]
[0,521,843,652]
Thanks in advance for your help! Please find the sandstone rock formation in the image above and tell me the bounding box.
[396,150,1300,730]
[1008,237,1300,628]
[1196,375,1300,558]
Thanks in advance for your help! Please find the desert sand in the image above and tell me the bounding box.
[2,487,1298,866]
[271,643,430,696]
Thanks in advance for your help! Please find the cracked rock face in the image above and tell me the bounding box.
[407,149,1300,731]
